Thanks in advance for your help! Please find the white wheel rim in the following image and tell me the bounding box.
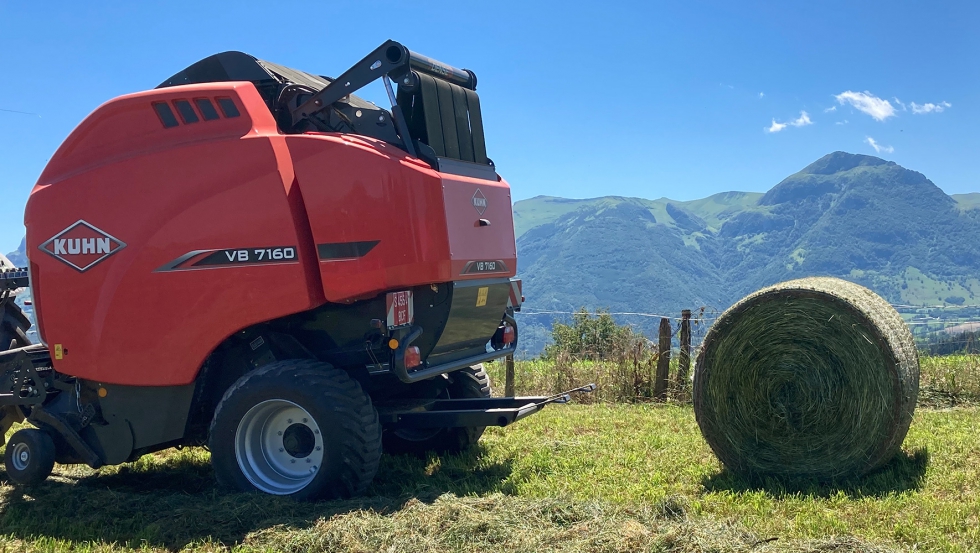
[11,443,30,472]
[235,399,324,495]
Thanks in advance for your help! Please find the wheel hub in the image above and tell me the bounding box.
[282,423,316,458]
[11,443,30,472]
[235,399,325,495]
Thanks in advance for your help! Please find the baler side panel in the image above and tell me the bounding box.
[442,174,517,279]
[25,83,324,386]
[288,135,453,302]
[288,135,516,303]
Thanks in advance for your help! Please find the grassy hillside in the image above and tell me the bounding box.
[952,192,980,212]
[514,152,980,353]
[512,191,765,239]
[3,400,980,551]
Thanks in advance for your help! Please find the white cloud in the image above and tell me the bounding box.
[759,92,765,99]
[893,98,907,111]
[865,136,894,154]
[789,111,812,127]
[834,91,896,121]
[766,119,787,133]
[824,106,837,112]
[911,101,951,114]
[766,111,812,133]
[835,119,849,125]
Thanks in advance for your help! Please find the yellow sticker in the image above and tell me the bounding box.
[54,344,63,360]
[476,287,489,307]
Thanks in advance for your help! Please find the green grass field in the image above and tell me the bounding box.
[2,356,980,552]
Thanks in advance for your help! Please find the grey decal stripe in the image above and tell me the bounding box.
[154,250,216,272]
[317,240,380,260]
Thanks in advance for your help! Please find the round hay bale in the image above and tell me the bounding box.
[693,277,919,480]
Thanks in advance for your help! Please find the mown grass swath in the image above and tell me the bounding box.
[8,402,980,551]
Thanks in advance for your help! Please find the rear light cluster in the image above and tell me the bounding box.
[404,346,421,369]
[152,97,240,129]
[502,325,515,345]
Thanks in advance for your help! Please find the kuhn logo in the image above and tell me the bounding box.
[39,221,126,272]
[472,189,488,215]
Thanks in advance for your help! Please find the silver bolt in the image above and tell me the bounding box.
[279,448,284,452]
[19,451,28,462]
[302,418,308,423]
[315,446,322,451]
[291,459,296,464]
[306,458,311,463]
[287,419,293,424]
[309,467,317,473]
[278,431,283,436]
[314,429,320,435]
[379,115,385,122]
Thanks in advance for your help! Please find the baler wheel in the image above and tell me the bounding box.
[4,428,56,486]
[384,364,493,455]
[209,360,382,500]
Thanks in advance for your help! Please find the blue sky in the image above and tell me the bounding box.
[1,0,976,253]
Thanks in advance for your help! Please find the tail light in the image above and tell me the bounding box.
[404,346,421,369]
[502,325,515,345]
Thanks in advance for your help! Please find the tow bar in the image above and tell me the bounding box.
[378,384,597,429]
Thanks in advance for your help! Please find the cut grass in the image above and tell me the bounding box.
[2,403,979,552]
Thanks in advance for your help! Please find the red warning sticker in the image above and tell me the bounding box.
[386,290,414,328]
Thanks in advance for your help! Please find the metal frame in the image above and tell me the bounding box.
[378,385,596,429]
[390,311,519,384]
[289,40,477,159]
[1,268,29,291]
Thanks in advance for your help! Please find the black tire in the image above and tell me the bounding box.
[384,364,492,455]
[209,359,382,500]
[0,300,31,351]
[4,428,56,486]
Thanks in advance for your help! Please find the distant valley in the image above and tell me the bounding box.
[514,152,980,353]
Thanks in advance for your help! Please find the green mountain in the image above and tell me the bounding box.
[515,152,980,353]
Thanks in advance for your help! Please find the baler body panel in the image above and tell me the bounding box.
[286,134,517,303]
[25,83,324,386]
[26,82,517,388]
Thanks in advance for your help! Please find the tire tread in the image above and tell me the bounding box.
[209,359,381,499]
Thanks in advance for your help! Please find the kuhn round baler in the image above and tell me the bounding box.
[0,41,585,499]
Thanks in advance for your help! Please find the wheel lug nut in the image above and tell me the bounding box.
[314,429,320,435]
[309,467,316,473]
[315,446,321,451]
[287,419,293,424]
[302,418,308,423]
[306,458,311,463]
[278,431,283,436]
[279,448,284,452]
[291,459,296,463]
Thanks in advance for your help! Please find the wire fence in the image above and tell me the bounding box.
[516,303,980,354]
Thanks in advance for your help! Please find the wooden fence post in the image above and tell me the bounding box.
[505,354,515,397]
[654,317,671,399]
[677,309,692,391]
